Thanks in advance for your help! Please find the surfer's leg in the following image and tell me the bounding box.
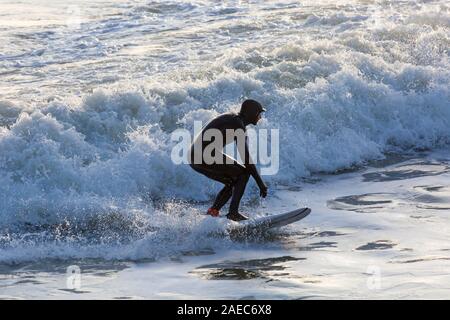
[211,183,232,210]
[210,160,248,211]
[229,171,250,214]
[214,161,250,213]
[190,163,233,211]
[190,162,247,212]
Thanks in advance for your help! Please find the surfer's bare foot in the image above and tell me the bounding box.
[206,208,220,217]
[226,212,248,222]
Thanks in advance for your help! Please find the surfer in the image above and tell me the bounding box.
[188,99,268,222]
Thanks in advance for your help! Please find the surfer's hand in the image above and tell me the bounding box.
[259,184,268,198]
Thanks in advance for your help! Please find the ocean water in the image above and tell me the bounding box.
[0,0,449,298]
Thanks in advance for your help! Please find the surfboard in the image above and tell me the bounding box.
[229,207,311,234]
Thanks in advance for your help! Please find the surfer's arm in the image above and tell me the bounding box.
[237,136,267,196]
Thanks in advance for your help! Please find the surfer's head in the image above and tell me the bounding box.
[239,99,266,125]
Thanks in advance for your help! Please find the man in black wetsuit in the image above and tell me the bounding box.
[188,99,268,222]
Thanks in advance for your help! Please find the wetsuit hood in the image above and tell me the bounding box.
[238,99,266,126]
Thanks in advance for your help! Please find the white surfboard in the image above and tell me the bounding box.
[229,207,311,234]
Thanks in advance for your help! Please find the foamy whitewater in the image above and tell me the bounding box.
[0,0,449,299]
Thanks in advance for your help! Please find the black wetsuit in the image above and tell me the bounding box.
[188,112,266,214]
